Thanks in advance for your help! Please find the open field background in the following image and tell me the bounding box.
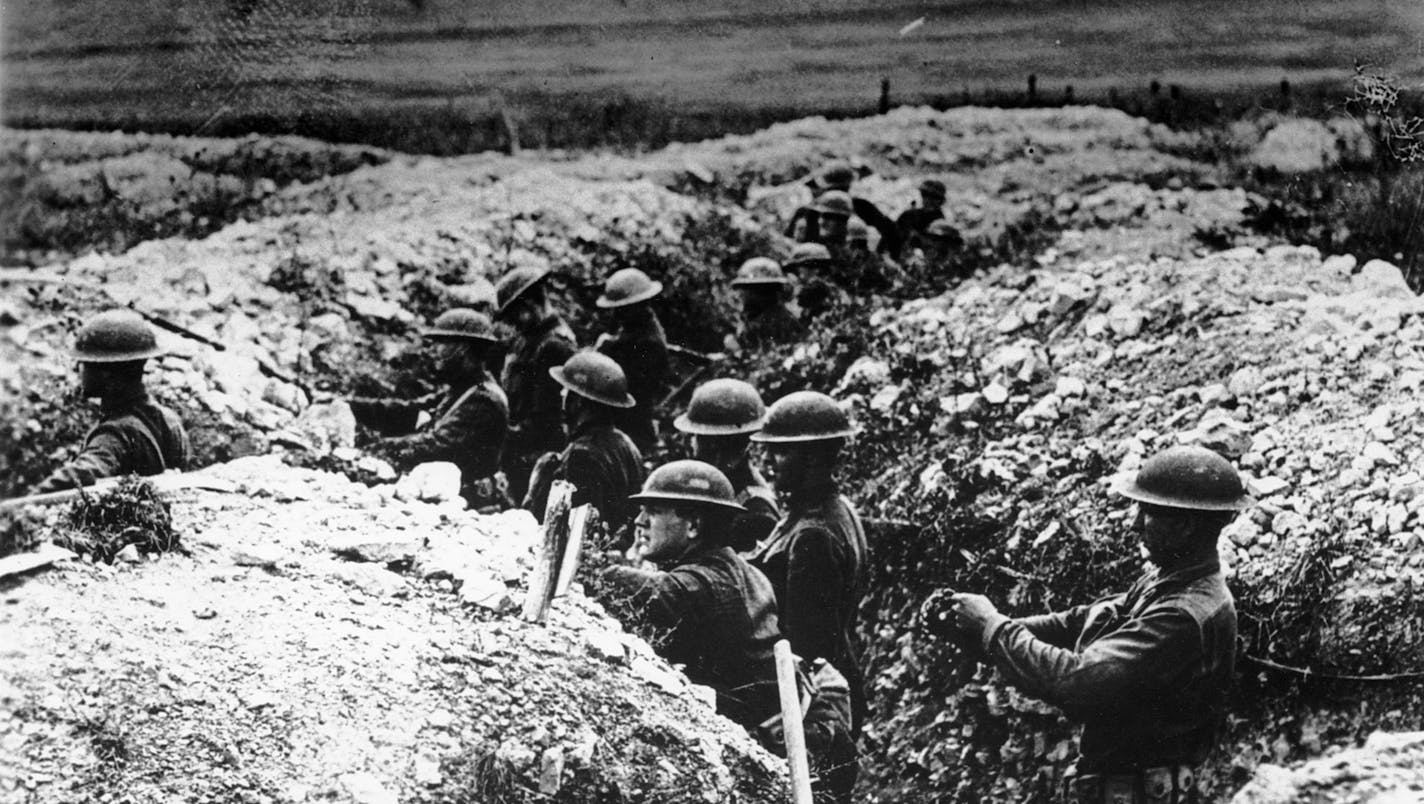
[4,0,1424,152]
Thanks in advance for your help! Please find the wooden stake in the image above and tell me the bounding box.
[522,481,571,623]
[773,640,813,804]
[554,503,590,598]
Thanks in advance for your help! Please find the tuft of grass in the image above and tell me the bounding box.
[54,476,178,563]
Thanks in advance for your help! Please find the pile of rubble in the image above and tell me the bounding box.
[1231,731,1424,804]
[0,457,783,803]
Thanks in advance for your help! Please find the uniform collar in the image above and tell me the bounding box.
[100,386,149,414]
[785,480,839,511]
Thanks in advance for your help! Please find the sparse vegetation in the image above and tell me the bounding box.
[53,476,178,563]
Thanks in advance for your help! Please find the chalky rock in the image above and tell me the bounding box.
[1248,118,1339,174]
[395,462,463,504]
[457,570,515,613]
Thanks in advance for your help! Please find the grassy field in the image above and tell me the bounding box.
[3,0,1424,152]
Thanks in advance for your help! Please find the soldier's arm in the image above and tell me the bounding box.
[1013,603,1102,649]
[599,565,704,662]
[369,395,504,474]
[981,606,1199,716]
[32,427,132,494]
[348,394,436,435]
[782,527,848,664]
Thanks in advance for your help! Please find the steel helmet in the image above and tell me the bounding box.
[1113,445,1253,512]
[596,268,663,309]
[549,351,636,409]
[73,309,163,363]
[423,308,499,343]
[846,217,870,242]
[812,190,854,219]
[813,161,855,192]
[629,459,745,514]
[674,378,767,436]
[784,243,832,270]
[919,178,948,202]
[751,391,858,443]
[494,266,551,319]
[731,258,790,288]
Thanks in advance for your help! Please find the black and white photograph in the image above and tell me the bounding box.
[2,1,1424,802]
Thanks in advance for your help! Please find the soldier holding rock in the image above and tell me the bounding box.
[33,310,191,493]
[922,446,1247,804]
[348,308,508,509]
[495,266,578,504]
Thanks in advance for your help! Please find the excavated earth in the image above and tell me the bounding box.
[2,106,1423,802]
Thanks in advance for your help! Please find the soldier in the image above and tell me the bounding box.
[811,190,854,249]
[603,460,858,803]
[783,243,844,319]
[599,460,783,731]
[348,308,508,509]
[495,266,577,505]
[748,391,868,736]
[890,178,949,259]
[923,446,1247,804]
[845,217,871,254]
[594,268,673,453]
[529,351,644,533]
[33,310,190,493]
[672,378,780,546]
[726,257,806,353]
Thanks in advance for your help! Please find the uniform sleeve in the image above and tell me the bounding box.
[369,394,504,474]
[1012,603,1101,649]
[348,394,435,435]
[983,606,1201,716]
[32,427,132,493]
[782,527,848,664]
[601,565,708,632]
[853,197,899,252]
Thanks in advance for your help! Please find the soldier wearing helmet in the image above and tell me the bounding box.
[593,268,673,452]
[726,257,806,353]
[673,379,780,545]
[347,308,509,509]
[811,191,854,249]
[785,161,898,257]
[923,445,1248,804]
[33,310,191,493]
[494,266,578,504]
[783,243,845,319]
[601,460,858,802]
[527,351,644,532]
[891,178,950,259]
[600,460,783,730]
[748,391,869,736]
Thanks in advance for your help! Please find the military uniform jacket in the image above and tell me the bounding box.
[349,373,508,488]
[595,313,672,451]
[979,558,1237,773]
[35,390,191,493]
[737,304,806,350]
[501,315,577,458]
[727,458,780,547]
[558,421,644,531]
[603,544,782,730]
[748,482,867,728]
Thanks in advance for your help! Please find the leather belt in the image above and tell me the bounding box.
[1066,766,1197,804]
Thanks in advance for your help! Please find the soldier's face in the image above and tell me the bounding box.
[1134,503,1194,565]
[694,435,748,472]
[632,505,695,564]
[768,445,811,493]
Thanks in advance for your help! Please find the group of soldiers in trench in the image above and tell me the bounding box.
[34,161,1247,804]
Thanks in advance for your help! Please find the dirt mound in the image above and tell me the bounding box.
[0,458,783,803]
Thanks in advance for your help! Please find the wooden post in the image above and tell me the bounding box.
[774,640,813,804]
[554,503,591,597]
[522,481,571,623]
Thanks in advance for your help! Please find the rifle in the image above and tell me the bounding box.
[0,471,239,513]
[658,345,725,412]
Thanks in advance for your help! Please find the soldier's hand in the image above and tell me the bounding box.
[948,593,1000,639]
